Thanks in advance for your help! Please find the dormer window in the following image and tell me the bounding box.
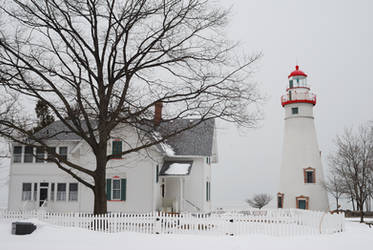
[303,167,316,183]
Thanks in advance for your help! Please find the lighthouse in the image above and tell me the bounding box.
[278,65,329,211]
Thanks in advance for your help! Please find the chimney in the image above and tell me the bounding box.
[154,101,163,126]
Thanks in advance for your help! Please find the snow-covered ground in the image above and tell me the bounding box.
[0,219,372,250]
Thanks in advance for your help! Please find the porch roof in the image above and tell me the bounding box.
[159,160,193,176]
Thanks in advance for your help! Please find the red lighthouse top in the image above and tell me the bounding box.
[288,65,307,78]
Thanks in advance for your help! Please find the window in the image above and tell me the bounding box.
[50,183,55,201]
[206,181,211,202]
[24,146,34,163]
[13,146,22,163]
[277,193,284,208]
[33,183,38,201]
[289,80,294,88]
[22,183,32,201]
[59,147,68,161]
[112,179,121,200]
[296,196,309,210]
[69,183,78,201]
[106,178,126,201]
[303,168,316,183]
[36,147,45,163]
[47,147,56,161]
[291,107,299,115]
[57,183,66,201]
[112,140,122,158]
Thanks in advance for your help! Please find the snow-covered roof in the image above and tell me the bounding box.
[159,161,193,176]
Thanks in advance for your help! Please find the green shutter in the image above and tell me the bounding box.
[106,178,111,200]
[206,182,208,201]
[121,178,126,201]
[208,182,211,201]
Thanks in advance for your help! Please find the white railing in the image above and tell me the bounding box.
[0,209,345,236]
[281,92,316,106]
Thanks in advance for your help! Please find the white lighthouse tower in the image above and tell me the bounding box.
[278,65,329,211]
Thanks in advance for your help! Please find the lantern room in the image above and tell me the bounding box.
[281,65,316,107]
[288,65,308,89]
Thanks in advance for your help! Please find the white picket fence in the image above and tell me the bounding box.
[0,209,345,236]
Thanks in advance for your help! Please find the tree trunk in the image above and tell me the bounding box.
[93,175,107,214]
[351,198,355,211]
[336,198,339,212]
[93,148,108,214]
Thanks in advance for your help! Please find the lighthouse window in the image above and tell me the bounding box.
[291,107,299,114]
[289,80,294,88]
[306,171,314,183]
[304,168,316,183]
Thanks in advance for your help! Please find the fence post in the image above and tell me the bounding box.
[228,219,234,236]
[319,212,327,234]
[155,215,161,234]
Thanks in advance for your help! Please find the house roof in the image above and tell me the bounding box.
[157,119,215,157]
[34,119,215,157]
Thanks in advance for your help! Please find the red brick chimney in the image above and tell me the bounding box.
[154,101,163,126]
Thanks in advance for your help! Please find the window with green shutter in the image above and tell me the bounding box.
[106,178,126,201]
[112,140,122,159]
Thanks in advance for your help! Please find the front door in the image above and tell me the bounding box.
[39,182,48,207]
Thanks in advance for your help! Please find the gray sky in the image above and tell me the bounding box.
[212,0,373,206]
[1,0,373,209]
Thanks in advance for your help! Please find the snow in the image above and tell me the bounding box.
[0,219,373,250]
[160,142,175,156]
[164,163,191,175]
[152,132,175,156]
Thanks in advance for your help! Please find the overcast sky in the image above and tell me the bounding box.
[1,0,373,209]
[212,0,373,207]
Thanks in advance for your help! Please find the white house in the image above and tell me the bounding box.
[7,110,218,213]
[278,65,329,211]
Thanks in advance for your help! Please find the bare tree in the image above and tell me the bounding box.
[328,125,373,222]
[0,0,262,214]
[246,193,272,209]
[322,175,344,212]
